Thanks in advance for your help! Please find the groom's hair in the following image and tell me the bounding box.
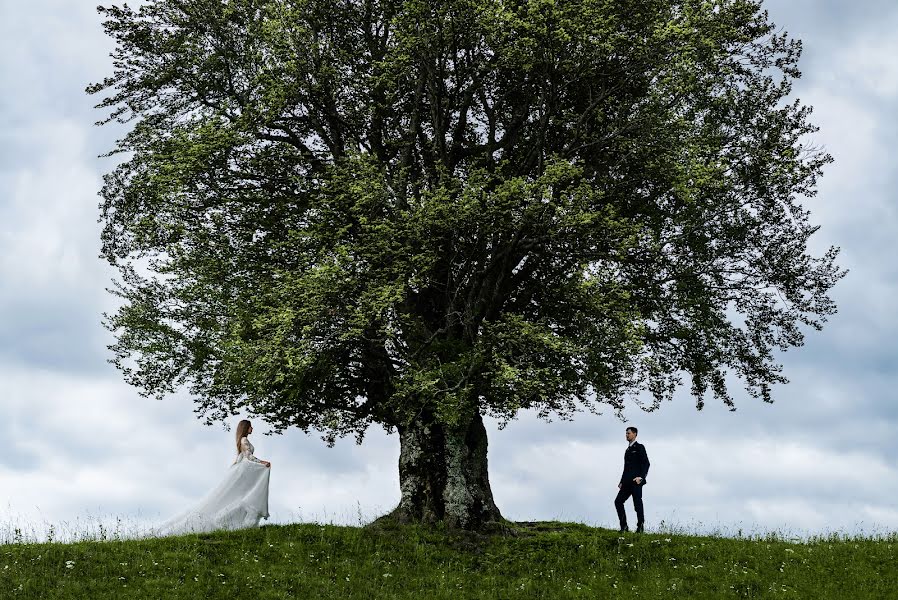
[626,426,638,435]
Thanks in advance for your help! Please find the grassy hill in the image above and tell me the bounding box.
[0,521,894,599]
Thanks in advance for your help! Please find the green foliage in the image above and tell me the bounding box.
[90,0,845,441]
[1,522,895,598]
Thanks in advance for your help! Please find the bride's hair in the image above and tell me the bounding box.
[235,420,252,454]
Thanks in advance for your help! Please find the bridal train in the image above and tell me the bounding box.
[152,421,271,537]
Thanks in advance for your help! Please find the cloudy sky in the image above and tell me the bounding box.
[1,0,896,542]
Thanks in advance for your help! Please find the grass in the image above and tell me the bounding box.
[0,520,895,599]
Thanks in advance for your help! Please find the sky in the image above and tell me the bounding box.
[1,0,897,542]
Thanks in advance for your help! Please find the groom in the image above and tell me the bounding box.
[614,426,650,533]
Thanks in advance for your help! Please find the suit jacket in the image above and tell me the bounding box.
[620,441,650,485]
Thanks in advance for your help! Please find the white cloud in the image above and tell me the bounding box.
[837,22,898,101]
[1,119,105,288]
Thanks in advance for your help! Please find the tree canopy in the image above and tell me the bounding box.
[91,0,844,443]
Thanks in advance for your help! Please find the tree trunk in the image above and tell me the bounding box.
[382,410,503,530]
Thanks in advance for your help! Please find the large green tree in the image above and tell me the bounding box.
[91,0,845,529]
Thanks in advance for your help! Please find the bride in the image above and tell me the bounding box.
[153,419,272,536]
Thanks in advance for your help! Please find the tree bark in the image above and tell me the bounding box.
[382,409,503,530]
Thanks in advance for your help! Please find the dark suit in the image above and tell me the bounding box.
[614,441,650,530]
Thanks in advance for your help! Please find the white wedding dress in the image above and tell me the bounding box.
[152,436,270,536]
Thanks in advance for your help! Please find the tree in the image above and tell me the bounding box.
[90,0,846,530]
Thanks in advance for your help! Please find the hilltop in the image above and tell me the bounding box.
[0,521,894,598]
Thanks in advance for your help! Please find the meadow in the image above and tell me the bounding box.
[0,519,895,599]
